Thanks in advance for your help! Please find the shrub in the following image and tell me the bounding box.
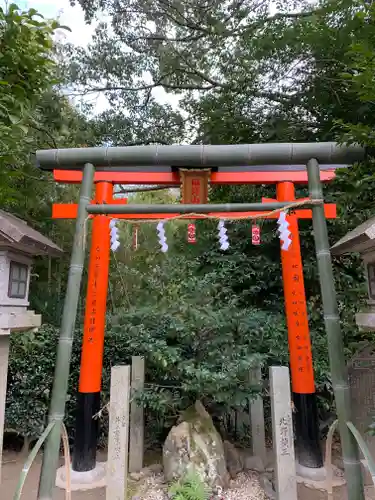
[5,324,80,439]
[108,305,286,423]
[168,471,211,500]
[4,299,335,444]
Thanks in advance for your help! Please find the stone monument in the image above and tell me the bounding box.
[348,344,375,485]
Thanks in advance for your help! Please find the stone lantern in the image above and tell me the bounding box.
[331,214,375,330]
[331,214,375,485]
[0,210,62,480]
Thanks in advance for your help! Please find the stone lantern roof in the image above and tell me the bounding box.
[0,210,63,257]
[331,215,375,256]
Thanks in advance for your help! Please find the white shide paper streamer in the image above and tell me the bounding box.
[277,211,292,251]
[217,220,229,251]
[109,219,121,251]
[157,221,168,253]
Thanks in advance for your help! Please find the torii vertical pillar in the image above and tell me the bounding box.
[72,181,113,472]
[52,181,127,474]
[277,181,323,470]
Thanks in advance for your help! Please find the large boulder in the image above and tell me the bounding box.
[163,401,230,489]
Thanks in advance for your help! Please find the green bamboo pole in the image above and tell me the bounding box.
[307,158,364,500]
[87,201,294,215]
[14,422,55,500]
[37,163,95,500]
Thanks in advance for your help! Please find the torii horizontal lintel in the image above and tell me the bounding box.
[53,170,337,185]
[53,200,127,219]
[52,204,336,220]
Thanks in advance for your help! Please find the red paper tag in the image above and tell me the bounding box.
[133,226,138,250]
[187,223,196,243]
[252,224,261,245]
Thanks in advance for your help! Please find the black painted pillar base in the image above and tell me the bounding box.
[72,392,101,472]
[293,392,324,468]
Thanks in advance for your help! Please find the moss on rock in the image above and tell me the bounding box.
[163,400,229,490]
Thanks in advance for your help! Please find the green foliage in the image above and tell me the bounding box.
[5,322,129,440]
[0,4,62,165]
[169,471,211,500]
[108,238,283,422]
[110,304,273,417]
[66,0,371,144]
[0,3,106,327]
[336,1,375,146]
[107,215,340,420]
[6,325,82,438]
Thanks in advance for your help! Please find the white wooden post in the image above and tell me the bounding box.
[129,356,145,473]
[106,365,131,500]
[249,366,267,468]
[270,366,297,500]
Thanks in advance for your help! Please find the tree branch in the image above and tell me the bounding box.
[157,0,214,35]
[69,81,215,94]
[125,140,171,146]
[125,33,205,43]
[222,0,248,24]
[29,123,58,148]
[174,67,224,88]
[68,81,294,106]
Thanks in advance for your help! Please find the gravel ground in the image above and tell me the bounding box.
[134,474,165,499]
[138,471,267,500]
[223,472,268,500]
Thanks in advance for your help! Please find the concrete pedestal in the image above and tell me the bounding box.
[56,462,106,491]
[361,459,375,487]
[0,314,41,484]
[296,465,347,500]
[296,462,327,481]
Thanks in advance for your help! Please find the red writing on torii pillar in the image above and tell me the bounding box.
[263,183,336,394]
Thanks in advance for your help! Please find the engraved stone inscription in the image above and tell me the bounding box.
[279,415,292,456]
[348,345,375,460]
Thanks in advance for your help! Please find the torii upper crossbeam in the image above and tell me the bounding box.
[35,142,365,169]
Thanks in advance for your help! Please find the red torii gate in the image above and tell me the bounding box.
[52,166,337,474]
